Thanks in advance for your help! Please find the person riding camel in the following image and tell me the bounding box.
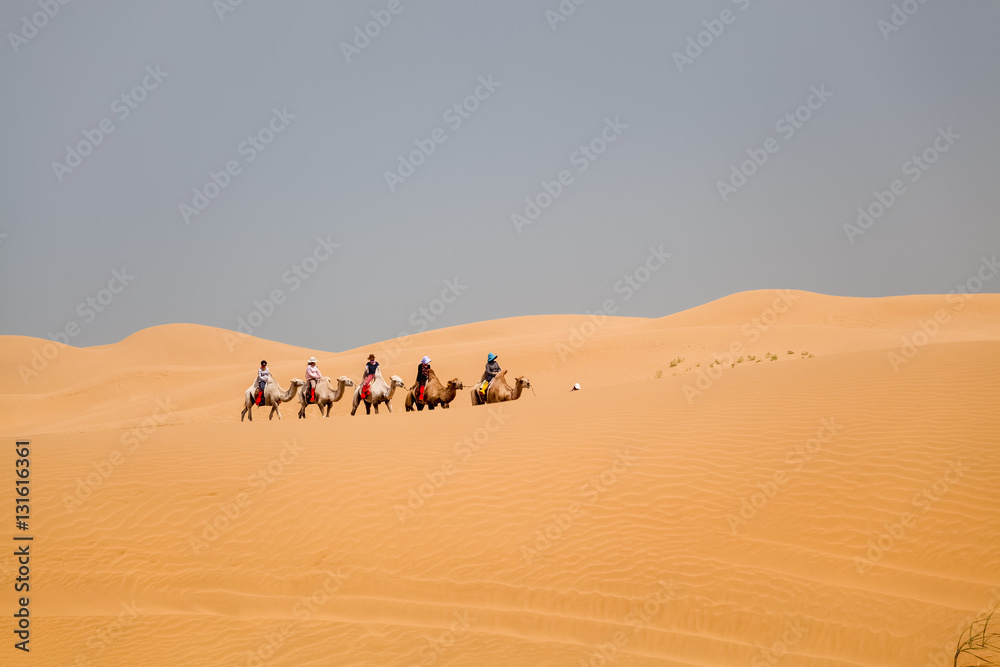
[360,354,378,400]
[415,356,432,402]
[255,360,271,406]
[305,357,322,403]
[479,353,500,400]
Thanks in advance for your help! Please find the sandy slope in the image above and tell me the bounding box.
[1,290,998,666]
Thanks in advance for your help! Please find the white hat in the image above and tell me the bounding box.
[421,356,431,365]
[308,356,317,363]
[571,383,581,391]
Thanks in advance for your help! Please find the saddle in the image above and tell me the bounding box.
[307,382,318,404]
[360,375,373,401]
[254,390,265,406]
[478,380,490,400]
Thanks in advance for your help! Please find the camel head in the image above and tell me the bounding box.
[516,376,531,389]
[390,375,405,388]
[290,378,305,386]
[337,375,355,386]
[448,379,465,390]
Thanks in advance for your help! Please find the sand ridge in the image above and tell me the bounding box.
[1,290,998,665]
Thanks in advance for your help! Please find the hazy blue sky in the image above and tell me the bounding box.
[2,1,998,352]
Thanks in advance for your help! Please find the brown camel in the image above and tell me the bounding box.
[405,369,464,411]
[242,377,304,422]
[471,369,531,405]
[298,375,354,419]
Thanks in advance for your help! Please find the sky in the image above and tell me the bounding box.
[2,0,999,353]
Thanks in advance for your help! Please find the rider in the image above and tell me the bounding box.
[415,356,432,401]
[305,356,322,402]
[255,360,271,405]
[479,353,500,399]
[361,354,378,399]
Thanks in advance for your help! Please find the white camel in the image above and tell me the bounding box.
[352,368,405,415]
[298,375,355,419]
[241,377,304,422]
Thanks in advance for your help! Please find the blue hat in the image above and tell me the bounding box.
[487,353,497,362]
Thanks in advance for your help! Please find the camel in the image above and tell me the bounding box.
[405,370,464,411]
[351,368,405,415]
[471,369,531,405]
[241,376,304,422]
[297,376,355,419]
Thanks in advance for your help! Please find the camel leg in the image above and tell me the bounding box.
[351,397,358,416]
[385,401,392,414]
[241,404,249,422]
[364,401,371,415]
[373,402,379,415]
[324,403,331,418]
[298,403,306,419]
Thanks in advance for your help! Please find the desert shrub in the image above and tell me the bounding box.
[954,603,1000,666]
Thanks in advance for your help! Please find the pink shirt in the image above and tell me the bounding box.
[305,365,322,380]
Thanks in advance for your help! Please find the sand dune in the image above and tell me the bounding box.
[1,290,999,666]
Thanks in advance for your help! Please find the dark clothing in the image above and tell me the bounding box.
[415,363,432,401]
[484,360,500,381]
[365,361,379,376]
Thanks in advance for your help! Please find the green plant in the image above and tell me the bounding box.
[954,603,1000,666]
[654,370,662,379]
[787,350,794,355]
[669,356,685,368]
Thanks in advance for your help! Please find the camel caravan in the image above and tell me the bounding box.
[242,353,531,421]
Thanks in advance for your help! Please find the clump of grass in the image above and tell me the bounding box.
[736,356,744,364]
[954,603,1000,666]
[747,354,756,361]
[787,350,795,355]
[654,370,662,379]
[668,356,684,368]
[766,352,778,361]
